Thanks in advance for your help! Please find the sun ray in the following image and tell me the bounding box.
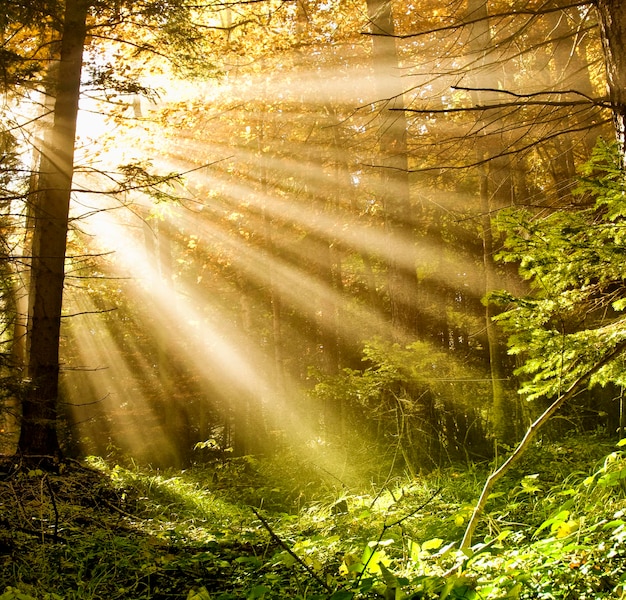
[53,13,543,470]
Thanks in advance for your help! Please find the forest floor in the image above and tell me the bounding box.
[1,434,626,599]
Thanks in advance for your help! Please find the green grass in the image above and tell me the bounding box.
[2,434,626,599]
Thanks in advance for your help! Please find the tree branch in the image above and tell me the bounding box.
[458,338,626,557]
[362,2,594,40]
[250,507,332,593]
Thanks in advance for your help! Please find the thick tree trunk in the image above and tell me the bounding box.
[18,0,89,459]
[595,0,626,163]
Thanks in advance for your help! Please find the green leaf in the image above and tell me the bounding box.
[422,537,444,551]
[598,468,626,487]
[234,556,262,568]
[534,510,570,537]
[247,585,270,599]
[612,299,626,312]
[0,588,38,600]
[377,561,398,588]
[329,592,354,600]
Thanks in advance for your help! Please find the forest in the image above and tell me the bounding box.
[1,0,626,598]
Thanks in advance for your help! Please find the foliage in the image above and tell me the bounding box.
[492,140,626,401]
[1,435,626,599]
[311,338,494,473]
[1,0,610,464]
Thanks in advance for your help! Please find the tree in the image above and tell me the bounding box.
[390,0,618,442]
[5,0,220,461]
[460,137,626,550]
[6,0,623,468]
[493,140,626,402]
[0,128,24,454]
[456,0,626,547]
[480,0,626,405]
[465,0,513,442]
[18,0,90,459]
[595,0,626,164]
[366,0,420,340]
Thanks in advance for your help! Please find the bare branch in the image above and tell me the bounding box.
[363,1,595,40]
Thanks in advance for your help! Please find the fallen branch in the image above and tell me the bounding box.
[43,475,60,542]
[250,507,332,593]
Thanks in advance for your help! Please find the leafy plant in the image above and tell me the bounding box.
[492,139,626,402]
[310,337,494,476]
[4,435,626,599]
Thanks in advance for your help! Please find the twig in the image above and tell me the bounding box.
[357,488,441,587]
[250,507,332,593]
[43,475,60,542]
[16,526,67,543]
[9,480,28,523]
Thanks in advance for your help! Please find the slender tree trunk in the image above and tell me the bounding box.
[18,0,89,460]
[366,0,419,340]
[459,339,626,553]
[466,0,512,442]
[479,171,509,440]
[2,136,43,454]
[536,7,597,195]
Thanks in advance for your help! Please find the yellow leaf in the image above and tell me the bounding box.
[556,519,579,538]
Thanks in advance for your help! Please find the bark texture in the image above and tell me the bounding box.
[19,0,89,459]
[596,0,626,161]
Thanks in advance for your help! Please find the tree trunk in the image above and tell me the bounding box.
[466,0,512,442]
[18,0,89,460]
[366,0,419,341]
[595,0,626,164]
[459,339,626,553]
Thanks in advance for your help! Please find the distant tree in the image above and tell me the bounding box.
[0,128,25,454]
[463,0,513,442]
[385,0,620,441]
[366,0,420,341]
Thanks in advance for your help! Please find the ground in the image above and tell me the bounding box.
[2,436,626,599]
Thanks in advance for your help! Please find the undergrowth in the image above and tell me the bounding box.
[1,434,626,599]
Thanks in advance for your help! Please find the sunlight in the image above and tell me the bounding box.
[60,55,495,468]
[3,1,620,596]
[64,195,357,469]
[55,19,504,471]
[62,292,176,462]
[63,156,490,473]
